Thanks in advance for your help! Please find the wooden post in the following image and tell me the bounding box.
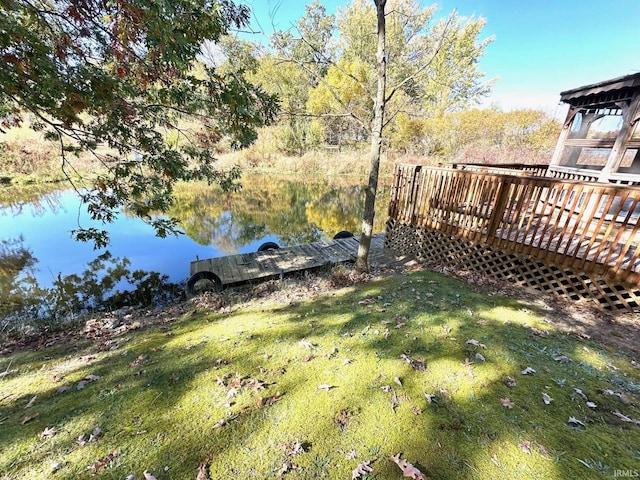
[485,175,512,242]
[409,165,423,223]
[598,93,640,182]
[550,107,579,169]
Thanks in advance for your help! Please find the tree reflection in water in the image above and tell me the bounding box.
[171,174,389,253]
[0,174,391,292]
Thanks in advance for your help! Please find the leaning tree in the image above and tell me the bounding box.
[296,0,492,271]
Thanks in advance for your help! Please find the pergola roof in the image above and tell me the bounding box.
[560,72,640,109]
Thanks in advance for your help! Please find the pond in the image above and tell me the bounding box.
[0,174,391,288]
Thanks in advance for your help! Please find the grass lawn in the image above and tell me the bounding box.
[1,269,639,479]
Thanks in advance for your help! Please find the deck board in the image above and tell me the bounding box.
[189,233,387,287]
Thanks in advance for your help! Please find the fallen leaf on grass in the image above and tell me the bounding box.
[352,460,373,479]
[212,418,227,429]
[21,412,39,425]
[89,448,118,473]
[345,449,357,460]
[196,462,211,480]
[503,376,517,388]
[553,355,571,363]
[475,353,485,362]
[394,377,403,387]
[518,441,531,454]
[278,461,301,476]
[542,393,553,405]
[317,384,334,392]
[602,389,631,404]
[56,386,71,394]
[215,373,231,386]
[129,355,148,368]
[284,439,306,457]
[24,395,37,409]
[612,411,640,426]
[38,426,57,440]
[227,375,245,389]
[298,340,315,349]
[466,339,486,349]
[586,401,597,409]
[400,353,425,371]
[500,398,515,409]
[390,454,427,479]
[143,471,158,480]
[391,391,399,413]
[573,388,588,400]
[424,393,437,404]
[246,379,267,391]
[568,416,586,427]
[77,427,105,446]
[530,327,548,337]
[77,374,102,390]
[258,392,282,408]
[521,367,536,375]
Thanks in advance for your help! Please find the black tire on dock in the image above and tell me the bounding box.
[333,230,354,239]
[186,271,223,298]
[257,241,280,252]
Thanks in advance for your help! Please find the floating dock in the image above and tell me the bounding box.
[187,233,387,295]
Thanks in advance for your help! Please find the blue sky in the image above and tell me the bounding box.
[241,0,640,115]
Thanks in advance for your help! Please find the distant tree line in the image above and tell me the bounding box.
[207,0,558,159]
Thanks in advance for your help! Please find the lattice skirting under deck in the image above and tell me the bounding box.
[385,220,640,311]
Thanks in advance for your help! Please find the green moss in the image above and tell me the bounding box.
[1,270,638,479]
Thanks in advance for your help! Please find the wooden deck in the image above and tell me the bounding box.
[386,164,640,309]
[389,165,640,286]
[189,233,387,289]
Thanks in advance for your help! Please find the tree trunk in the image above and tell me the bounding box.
[356,0,386,272]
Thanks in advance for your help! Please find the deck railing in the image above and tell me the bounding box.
[450,162,549,177]
[389,164,640,287]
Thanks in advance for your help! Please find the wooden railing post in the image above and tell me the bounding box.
[486,175,512,242]
[388,164,402,220]
[409,166,423,223]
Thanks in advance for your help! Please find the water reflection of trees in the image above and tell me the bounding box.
[0,237,40,326]
[0,184,67,217]
[170,175,390,253]
[1,240,179,333]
